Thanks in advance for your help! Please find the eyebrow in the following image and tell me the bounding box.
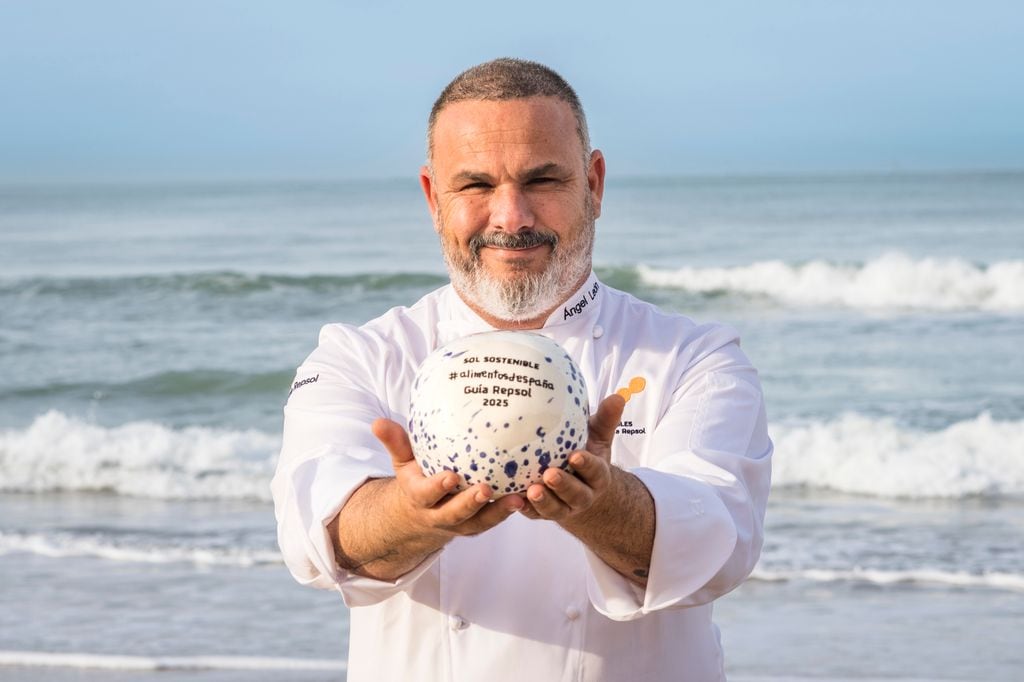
[520,162,568,182]
[451,170,493,186]
[450,162,570,186]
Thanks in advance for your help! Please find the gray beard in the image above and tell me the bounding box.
[440,217,595,324]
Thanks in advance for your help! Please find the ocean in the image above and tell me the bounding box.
[1,173,1022,681]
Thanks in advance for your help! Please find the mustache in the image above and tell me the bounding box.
[469,230,558,257]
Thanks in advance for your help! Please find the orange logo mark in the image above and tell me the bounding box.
[615,376,647,403]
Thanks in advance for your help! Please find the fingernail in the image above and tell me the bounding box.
[530,490,545,503]
[475,490,488,503]
[570,454,584,467]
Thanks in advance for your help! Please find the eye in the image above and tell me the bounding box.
[528,176,557,185]
[459,181,491,191]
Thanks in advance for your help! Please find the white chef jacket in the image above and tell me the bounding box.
[272,272,772,682]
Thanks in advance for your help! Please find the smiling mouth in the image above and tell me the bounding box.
[481,244,551,261]
[470,230,558,258]
[485,244,547,252]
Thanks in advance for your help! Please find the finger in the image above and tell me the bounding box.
[517,503,542,520]
[586,394,626,457]
[433,484,523,530]
[427,483,490,526]
[371,418,415,467]
[541,463,598,510]
[407,471,462,508]
[514,492,542,519]
[565,451,611,493]
[466,493,525,532]
[525,481,571,520]
[372,418,458,507]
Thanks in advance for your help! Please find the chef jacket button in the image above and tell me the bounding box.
[592,325,604,339]
[449,615,468,631]
[565,607,581,621]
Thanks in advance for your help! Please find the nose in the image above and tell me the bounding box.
[488,184,535,232]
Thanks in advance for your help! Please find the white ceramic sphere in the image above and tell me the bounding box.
[408,331,589,496]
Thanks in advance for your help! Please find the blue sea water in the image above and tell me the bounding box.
[1,173,1023,680]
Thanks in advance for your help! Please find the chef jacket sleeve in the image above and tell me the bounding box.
[582,333,772,621]
[271,323,441,605]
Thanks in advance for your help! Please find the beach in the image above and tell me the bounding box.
[1,173,1022,680]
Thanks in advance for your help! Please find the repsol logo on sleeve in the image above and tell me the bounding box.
[288,374,319,397]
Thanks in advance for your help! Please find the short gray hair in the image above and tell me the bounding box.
[426,58,590,164]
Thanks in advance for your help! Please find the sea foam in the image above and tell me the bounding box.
[0,530,281,567]
[772,412,1024,498]
[637,253,1024,311]
[3,410,1021,501]
[750,567,1024,593]
[0,411,278,500]
[0,650,345,672]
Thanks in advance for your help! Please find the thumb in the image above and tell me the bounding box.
[371,418,416,471]
[586,393,626,456]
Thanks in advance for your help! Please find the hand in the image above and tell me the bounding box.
[519,393,626,523]
[372,418,525,538]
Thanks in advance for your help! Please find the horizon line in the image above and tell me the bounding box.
[2,165,1023,189]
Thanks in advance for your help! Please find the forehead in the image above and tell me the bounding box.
[431,97,583,172]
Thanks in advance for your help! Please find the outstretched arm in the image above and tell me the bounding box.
[520,394,656,587]
[328,418,524,581]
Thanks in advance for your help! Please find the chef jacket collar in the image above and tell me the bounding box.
[437,271,603,345]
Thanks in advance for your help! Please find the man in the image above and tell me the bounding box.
[272,58,772,681]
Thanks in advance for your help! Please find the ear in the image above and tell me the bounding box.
[586,150,606,219]
[419,165,442,233]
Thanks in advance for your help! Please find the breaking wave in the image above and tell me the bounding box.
[0,530,281,567]
[5,255,1022,312]
[636,253,1024,311]
[0,411,278,500]
[2,410,1021,501]
[0,270,447,299]
[750,566,1024,592]
[0,650,345,672]
[771,412,1024,498]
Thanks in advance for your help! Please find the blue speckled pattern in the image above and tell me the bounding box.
[408,331,589,496]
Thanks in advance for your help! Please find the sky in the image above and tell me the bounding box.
[1,1,1023,182]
